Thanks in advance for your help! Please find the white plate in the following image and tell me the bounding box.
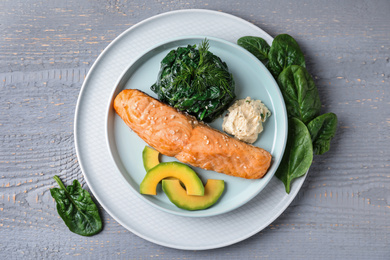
[106,35,287,217]
[75,9,306,250]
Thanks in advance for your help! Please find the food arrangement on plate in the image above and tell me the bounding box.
[105,35,288,218]
[47,10,340,248]
[111,35,338,211]
[50,32,339,237]
[68,10,339,249]
[112,39,272,211]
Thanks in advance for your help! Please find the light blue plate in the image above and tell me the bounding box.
[106,36,287,217]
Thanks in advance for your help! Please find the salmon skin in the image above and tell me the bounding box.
[114,89,272,179]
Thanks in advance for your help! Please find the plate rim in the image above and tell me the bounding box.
[74,9,307,250]
[104,34,288,218]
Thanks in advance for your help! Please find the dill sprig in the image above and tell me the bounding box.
[172,39,234,97]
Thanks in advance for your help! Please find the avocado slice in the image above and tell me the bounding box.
[142,146,160,171]
[140,162,204,196]
[162,179,225,211]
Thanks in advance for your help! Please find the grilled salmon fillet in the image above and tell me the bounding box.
[113,89,272,179]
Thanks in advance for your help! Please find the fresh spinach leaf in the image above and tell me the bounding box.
[267,34,306,78]
[307,113,338,155]
[238,33,338,193]
[277,65,321,124]
[275,118,313,193]
[237,36,270,63]
[50,175,102,236]
[151,40,235,122]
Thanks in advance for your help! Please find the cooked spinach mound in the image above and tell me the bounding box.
[151,40,235,122]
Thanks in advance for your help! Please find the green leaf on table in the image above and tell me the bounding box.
[267,34,306,78]
[275,117,313,193]
[237,36,271,62]
[307,112,338,155]
[50,175,102,236]
[277,65,322,124]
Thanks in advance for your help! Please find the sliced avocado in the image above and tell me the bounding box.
[162,179,225,211]
[142,146,160,171]
[140,162,204,196]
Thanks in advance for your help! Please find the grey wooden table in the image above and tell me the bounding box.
[1,0,389,259]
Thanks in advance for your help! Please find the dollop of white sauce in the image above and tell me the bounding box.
[222,97,271,143]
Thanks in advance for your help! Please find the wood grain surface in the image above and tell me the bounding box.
[1,0,389,259]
